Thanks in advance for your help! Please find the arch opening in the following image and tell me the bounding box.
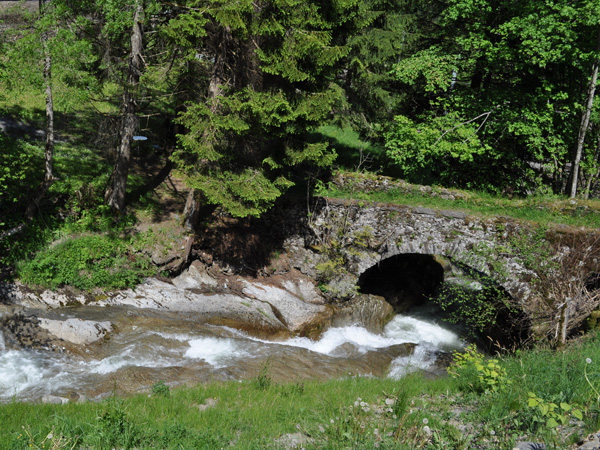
[357,254,444,314]
[358,253,529,347]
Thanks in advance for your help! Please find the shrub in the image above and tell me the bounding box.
[448,344,510,394]
[17,234,154,290]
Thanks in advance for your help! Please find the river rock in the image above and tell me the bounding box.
[1,274,334,339]
[275,432,313,450]
[241,278,330,332]
[98,276,332,338]
[172,260,218,289]
[38,318,112,345]
[330,294,395,333]
[0,313,65,351]
[41,394,69,405]
[513,443,546,450]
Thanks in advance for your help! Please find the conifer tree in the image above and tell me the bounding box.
[170,0,371,218]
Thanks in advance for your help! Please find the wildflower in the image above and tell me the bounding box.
[354,401,359,407]
[587,358,593,364]
[374,428,379,435]
[362,406,370,412]
[490,430,496,436]
[385,398,394,406]
[360,401,367,407]
[330,419,334,424]
[47,433,53,440]
[422,418,429,425]
[393,415,397,419]
[318,425,325,433]
[423,425,432,436]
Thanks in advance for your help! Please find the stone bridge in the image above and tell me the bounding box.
[283,197,600,341]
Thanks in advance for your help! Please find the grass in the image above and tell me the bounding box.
[321,171,600,229]
[312,125,388,172]
[310,125,600,229]
[4,332,600,449]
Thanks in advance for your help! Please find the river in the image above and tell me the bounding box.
[0,304,466,403]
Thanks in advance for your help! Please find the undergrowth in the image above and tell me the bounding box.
[16,234,155,290]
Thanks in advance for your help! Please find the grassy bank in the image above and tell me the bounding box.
[321,172,600,229]
[4,332,600,449]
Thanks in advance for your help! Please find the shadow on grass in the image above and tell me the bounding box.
[309,125,387,173]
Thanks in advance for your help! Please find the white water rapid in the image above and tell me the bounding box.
[0,309,466,403]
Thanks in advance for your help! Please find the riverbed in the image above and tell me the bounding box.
[0,303,466,403]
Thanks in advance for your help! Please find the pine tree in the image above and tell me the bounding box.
[170,0,372,218]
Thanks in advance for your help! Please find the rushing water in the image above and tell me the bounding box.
[0,305,466,403]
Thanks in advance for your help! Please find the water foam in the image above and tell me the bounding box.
[383,315,464,349]
[220,313,465,358]
[0,349,78,400]
[185,337,250,367]
[88,346,177,375]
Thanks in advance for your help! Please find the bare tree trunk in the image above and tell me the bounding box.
[558,297,571,346]
[105,2,144,214]
[25,0,55,219]
[569,28,600,198]
[584,133,600,199]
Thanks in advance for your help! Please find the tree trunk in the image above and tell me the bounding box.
[182,26,231,229]
[569,28,600,198]
[25,0,55,220]
[105,3,144,214]
[584,133,600,199]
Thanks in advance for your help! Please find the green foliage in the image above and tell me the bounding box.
[151,381,171,398]
[342,0,428,124]
[91,398,141,449]
[1,0,99,110]
[170,0,374,218]
[315,255,345,284]
[507,227,558,277]
[0,135,41,216]
[384,0,600,194]
[252,360,272,391]
[433,269,512,334]
[17,234,154,290]
[527,392,583,430]
[384,113,491,187]
[449,344,510,394]
[313,125,386,171]
[391,47,457,93]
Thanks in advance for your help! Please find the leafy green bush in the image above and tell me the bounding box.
[527,392,583,430]
[17,234,154,290]
[448,344,510,394]
[0,135,42,222]
[384,113,492,188]
[90,398,141,450]
[151,380,170,398]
